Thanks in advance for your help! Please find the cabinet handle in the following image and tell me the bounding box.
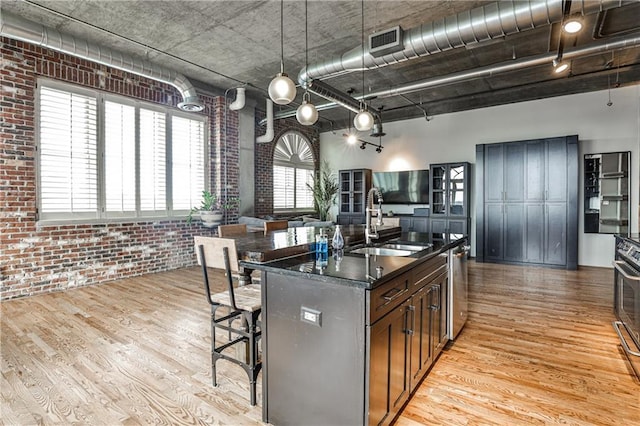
[406,305,415,336]
[381,287,404,302]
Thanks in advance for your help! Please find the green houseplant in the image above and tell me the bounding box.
[187,191,239,227]
[307,161,340,222]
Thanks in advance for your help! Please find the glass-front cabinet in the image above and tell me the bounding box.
[584,152,630,234]
[430,163,470,217]
[338,169,372,225]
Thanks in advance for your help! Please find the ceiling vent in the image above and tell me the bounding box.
[369,26,404,57]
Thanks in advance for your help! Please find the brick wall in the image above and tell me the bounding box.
[254,114,320,217]
[0,37,238,300]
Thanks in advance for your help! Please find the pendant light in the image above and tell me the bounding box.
[353,0,373,132]
[268,0,296,105]
[296,0,318,125]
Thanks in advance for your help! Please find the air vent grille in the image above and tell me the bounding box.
[369,26,404,57]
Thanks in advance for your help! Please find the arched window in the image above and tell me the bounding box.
[273,131,315,211]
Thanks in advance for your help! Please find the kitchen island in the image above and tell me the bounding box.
[241,227,465,426]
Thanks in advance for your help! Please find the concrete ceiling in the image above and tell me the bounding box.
[2,0,640,134]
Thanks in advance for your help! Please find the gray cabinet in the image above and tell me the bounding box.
[430,162,471,237]
[338,168,372,225]
[476,135,578,269]
[400,216,430,233]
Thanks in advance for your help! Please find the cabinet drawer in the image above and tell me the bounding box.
[369,274,410,324]
[412,254,447,289]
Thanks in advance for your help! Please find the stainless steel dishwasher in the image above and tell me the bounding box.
[448,241,469,340]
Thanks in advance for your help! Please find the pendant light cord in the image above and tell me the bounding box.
[280,0,284,74]
[361,0,365,108]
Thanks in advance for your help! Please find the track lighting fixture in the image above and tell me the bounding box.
[360,142,366,150]
[342,133,383,153]
[553,57,569,74]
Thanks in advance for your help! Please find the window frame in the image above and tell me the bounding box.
[272,131,316,213]
[35,78,208,225]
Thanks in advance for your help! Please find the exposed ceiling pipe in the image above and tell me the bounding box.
[295,0,624,123]
[256,99,274,143]
[299,0,623,84]
[0,11,204,112]
[269,32,640,123]
[229,87,246,110]
[308,80,381,123]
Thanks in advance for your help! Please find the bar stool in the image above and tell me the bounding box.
[218,223,247,237]
[264,220,288,233]
[194,236,262,405]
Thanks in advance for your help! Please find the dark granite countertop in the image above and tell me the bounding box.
[240,229,467,290]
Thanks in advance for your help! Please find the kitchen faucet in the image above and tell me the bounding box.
[365,187,384,245]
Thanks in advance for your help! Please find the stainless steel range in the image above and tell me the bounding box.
[613,235,640,381]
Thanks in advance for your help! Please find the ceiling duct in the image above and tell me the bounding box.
[270,32,640,125]
[299,0,624,84]
[0,11,204,112]
[307,79,381,124]
[369,26,404,57]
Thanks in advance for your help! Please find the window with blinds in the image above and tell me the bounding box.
[273,131,315,211]
[171,116,205,211]
[39,86,98,218]
[37,80,206,222]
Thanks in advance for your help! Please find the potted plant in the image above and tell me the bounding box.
[307,161,340,222]
[187,191,239,227]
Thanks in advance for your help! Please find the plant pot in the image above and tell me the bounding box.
[200,210,224,227]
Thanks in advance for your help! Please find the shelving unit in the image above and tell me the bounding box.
[584,152,630,234]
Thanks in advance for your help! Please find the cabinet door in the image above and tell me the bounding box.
[368,300,411,426]
[485,144,504,202]
[504,142,524,202]
[412,217,430,233]
[352,170,365,214]
[399,217,412,233]
[430,165,447,215]
[430,276,448,361]
[546,139,568,202]
[409,287,431,393]
[525,141,545,202]
[504,204,524,262]
[448,164,467,216]
[484,204,504,261]
[448,219,467,235]
[525,204,544,263]
[431,218,447,234]
[545,203,567,266]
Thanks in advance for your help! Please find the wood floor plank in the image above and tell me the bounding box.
[2,262,638,425]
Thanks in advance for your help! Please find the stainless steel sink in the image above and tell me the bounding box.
[379,243,431,251]
[348,247,415,256]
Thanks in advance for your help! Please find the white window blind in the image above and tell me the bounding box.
[172,116,205,210]
[37,80,207,222]
[104,101,136,213]
[296,168,315,209]
[39,86,98,216]
[139,108,166,211]
[273,165,295,209]
[273,132,315,211]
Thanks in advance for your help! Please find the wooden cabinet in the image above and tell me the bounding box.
[476,135,578,269]
[368,254,448,426]
[338,168,372,225]
[369,299,411,426]
[429,162,470,236]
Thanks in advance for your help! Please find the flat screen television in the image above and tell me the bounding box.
[372,169,429,204]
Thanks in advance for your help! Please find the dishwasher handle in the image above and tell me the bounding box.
[612,321,640,357]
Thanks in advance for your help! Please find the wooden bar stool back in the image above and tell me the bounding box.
[194,236,262,406]
[218,223,247,237]
[264,220,288,233]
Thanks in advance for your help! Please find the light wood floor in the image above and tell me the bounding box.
[1,261,638,425]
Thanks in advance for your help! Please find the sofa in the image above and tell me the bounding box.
[238,215,334,231]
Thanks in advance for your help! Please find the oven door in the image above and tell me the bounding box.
[612,260,640,380]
